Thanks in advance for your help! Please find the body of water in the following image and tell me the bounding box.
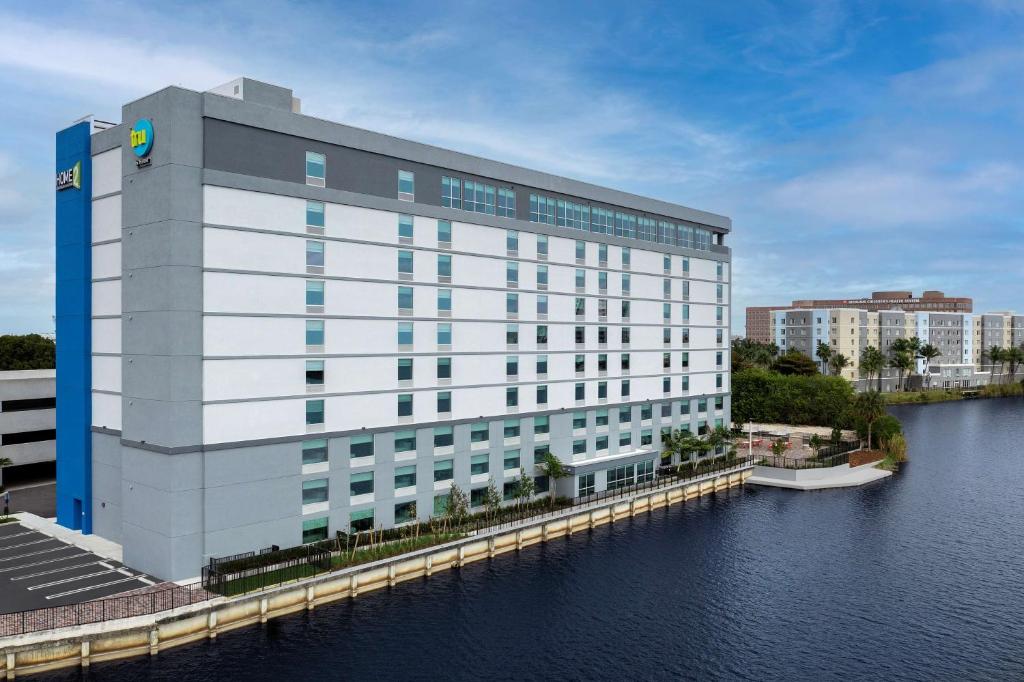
[62,398,1024,681]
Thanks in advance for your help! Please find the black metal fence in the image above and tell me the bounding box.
[756,440,860,469]
[0,581,209,637]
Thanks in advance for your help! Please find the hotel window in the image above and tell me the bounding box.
[573,412,587,430]
[506,324,519,345]
[437,357,452,379]
[598,327,607,344]
[717,284,724,303]
[302,439,328,465]
[507,261,519,285]
[682,328,690,345]
[575,269,586,289]
[682,352,690,369]
[306,320,324,346]
[716,307,724,324]
[348,473,372,498]
[504,419,521,439]
[598,243,608,264]
[505,290,520,315]
[557,200,591,230]
[395,502,417,523]
[598,299,608,318]
[596,436,609,452]
[434,459,454,483]
[397,322,413,346]
[306,360,324,386]
[471,453,490,476]
[682,258,690,275]
[350,509,374,533]
[537,325,549,345]
[598,354,608,371]
[529,194,556,225]
[438,323,452,345]
[579,473,595,496]
[395,431,417,454]
[576,240,586,262]
[397,286,413,311]
[398,214,414,240]
[302,480,327,510]
[621,247,631,268]
[620,353,631,371]
[537,234,548,257]
[717,262,724,280]
[715,396,724,411]
[437,391,452,414]
[398,250,414,275]
[614,212,637,239]
[598,382,607,399]
[303,518,328,544]
[305,151,325,186]
[398,170,415,201]
[504,450,521,471]
[663,279,672,298]
[599,271,608,292]
[306,241,325,269]
[575,326,585,344]
[534,415,550,435]
[682,376,690,392]
[641,429,653,446]
[537,295,549,315]
[506,387,519,407]
[716,374,723,389]
[681,281,690,301]
[575,298,586,316]
[507,230,519,253]
[436,220,452,245]
[537,265,548,287]
[498,188,516,218]
[621,273,631,294]
[438,288,452,312]
[464,180,496,214]
[663,352,671,369]
[681,400,690,416]
[663,304,672,322]
[622,327,631,344]
[716,351,723,368]
[596,409,609,427]
[397,394,413,417]
[438,254,452,279]
[661,403,673,418]
[536,355,548,374]
[663,377,671,393]
[351,435,373,458]
[306,280,324,307]
[573,439,587,456]
[641,404,653,422]
[442,176,462,208]
[682,304,690,322]
[434,426,454,448]
[306,399,324,425]
[591,207,613,234]
[638,217,656,241]
[620,432,632,448]
[537,385,548,404]
[306,200,325,229]
[471,422,489,444]
[575,354,586,373]
[716,329,724,344]
[698,398,708,413]
[663,328,672,344]
[574,383,584,401]
[507,356,519,378]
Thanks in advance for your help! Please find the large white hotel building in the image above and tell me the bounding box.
[55,78,732,579]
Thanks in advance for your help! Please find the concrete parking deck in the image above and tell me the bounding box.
[0,521,158,614]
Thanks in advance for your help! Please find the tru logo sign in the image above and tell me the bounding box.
[130,118,154,162]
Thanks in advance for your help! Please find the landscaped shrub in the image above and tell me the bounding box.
[855,413,901,448]
[732,367,855,427]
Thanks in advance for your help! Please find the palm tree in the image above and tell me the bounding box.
[828,352,850,378]
[816,341,832,375]
[918,344,941,389]
[535,452,569,507]
[853,391,886,450]
[860,346,885,392]
[985,346,1005,382]
[1005,346,1024,384]
[890,351,914,392]
[705,425,733,458]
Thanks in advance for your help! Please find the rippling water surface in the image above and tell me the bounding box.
[63,398,1024,681]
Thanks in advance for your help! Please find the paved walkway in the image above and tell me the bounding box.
[747,462,892,490]
[7,513,123,563]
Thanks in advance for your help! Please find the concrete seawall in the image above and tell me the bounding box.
[0,467,751,679]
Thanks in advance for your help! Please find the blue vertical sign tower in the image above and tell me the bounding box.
[55,121,93,533]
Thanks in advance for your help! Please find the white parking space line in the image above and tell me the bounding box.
[46,576,144,599]
[11,561,105,581]
[0,545,76,563]
[0,531,36,542]
[28,569,118,591]
[138,577,156,586]
[0,539,53,552]
[0,552,91,573]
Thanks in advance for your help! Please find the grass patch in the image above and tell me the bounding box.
[0,516,15,524]
[883,390,964,405]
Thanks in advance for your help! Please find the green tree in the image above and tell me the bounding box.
[731,338,779,373]
[985,346,1005,383]
[860,346,885,393]
[770,439,787,457]
[483,478,502,521]
[918,344,941,388]
[1005,346,1024,384]
[889,351,914,392]
[773,349,818,376]
[444,482,470,529]
[705,425,733,458]
[0,334,55,371]
[535,452,568,507]
[816,341,833,375]
[513,467,535,508]
[731,367,855,427]
[828,352,850,378]
[808,434,823,458]
[852,391,886,450]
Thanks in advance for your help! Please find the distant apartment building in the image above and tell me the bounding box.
[0,370,56,486]
[747,291,972,343]
[770,308,1022,391]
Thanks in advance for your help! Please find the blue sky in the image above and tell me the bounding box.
[0,0,1021,334]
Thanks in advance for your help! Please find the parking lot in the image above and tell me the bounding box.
[0,522,158,614]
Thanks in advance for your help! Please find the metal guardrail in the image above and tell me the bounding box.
[755,441,860,469]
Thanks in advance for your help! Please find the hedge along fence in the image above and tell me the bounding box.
[731,368,856,427]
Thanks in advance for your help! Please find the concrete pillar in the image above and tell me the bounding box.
[425,555,433,577]
[149,628,159,655]
[351,573,360,597]
[456,546,465,568]
[80,641,90,668]
[388,564,397,586]
[259,598,268,624]
[488,537,495,558]
[6,652,15,680]
[207,611,218,639]
[306,585,315,610]
[515,530,522,551]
